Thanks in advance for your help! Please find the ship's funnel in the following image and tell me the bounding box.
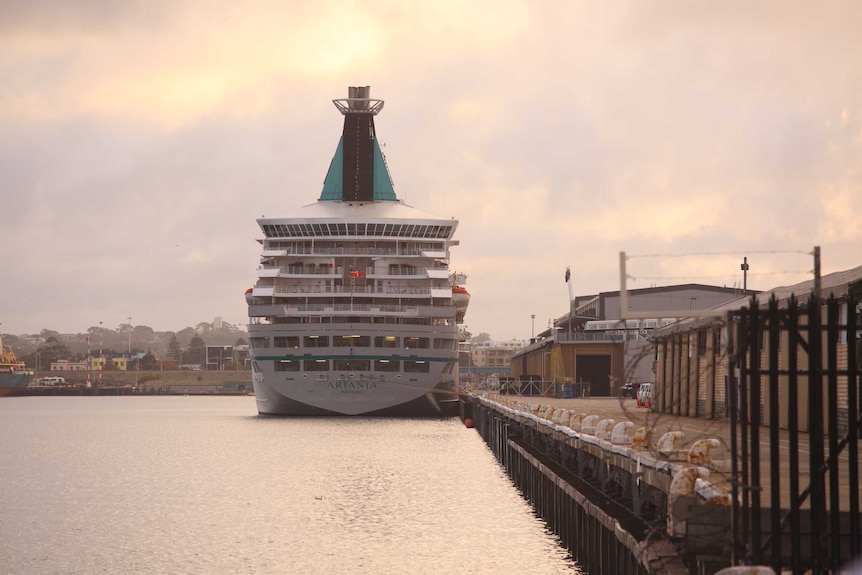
[319,87,397,202]
[332,86,386,202]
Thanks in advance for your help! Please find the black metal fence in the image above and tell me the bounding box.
[729,292,861,573]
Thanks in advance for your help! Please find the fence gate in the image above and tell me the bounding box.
[728,292,861,573]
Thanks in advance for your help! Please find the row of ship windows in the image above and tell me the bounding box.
[272,359,431,373]
[262,223,454,239]
[250,335,457,350]
[266,240,445,254]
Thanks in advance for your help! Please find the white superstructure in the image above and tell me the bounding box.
[246,86,468,416]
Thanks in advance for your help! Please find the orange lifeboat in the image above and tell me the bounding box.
[245,287,254,305]
[452,285,470,323]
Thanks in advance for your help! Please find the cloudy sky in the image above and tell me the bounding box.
[1,1,860,341]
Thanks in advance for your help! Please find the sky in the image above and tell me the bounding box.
[1,0,860,341]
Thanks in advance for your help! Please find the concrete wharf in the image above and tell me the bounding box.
[461,392,861,575]
[535,395,858,513]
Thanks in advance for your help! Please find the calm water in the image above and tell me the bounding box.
[0,396,580,574]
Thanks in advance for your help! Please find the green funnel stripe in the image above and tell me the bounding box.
[319,138,397,201]
[372,139,397,201]
[319,138,344,201]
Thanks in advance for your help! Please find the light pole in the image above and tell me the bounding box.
[99,321,103,388]
[127,316,132,356]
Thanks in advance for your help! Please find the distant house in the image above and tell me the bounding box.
[471,340,525,368]
[157,359,179,370]
[205,345,250,370]
[51,356,128,371]
[51,359,88,372]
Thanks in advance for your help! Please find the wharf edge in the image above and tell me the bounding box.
[462,393,742,575]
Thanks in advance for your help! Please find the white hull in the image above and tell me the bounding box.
[252,370,459,417]
[249,323,460,416]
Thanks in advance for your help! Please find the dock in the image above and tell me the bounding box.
[461,393,861,575]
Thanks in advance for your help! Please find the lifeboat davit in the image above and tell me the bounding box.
[452,285,470,323]
[245,287,254,305]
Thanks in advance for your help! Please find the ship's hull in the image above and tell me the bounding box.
[0,372,33,397]
[252,374,460,417]
[249,323,461,417]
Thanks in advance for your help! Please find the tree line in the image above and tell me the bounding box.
[3,323,248,371]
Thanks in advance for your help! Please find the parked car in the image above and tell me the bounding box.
[621,382,641,398]
[636,383,653,408]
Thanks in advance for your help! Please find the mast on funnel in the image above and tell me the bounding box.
[333,86,384,115]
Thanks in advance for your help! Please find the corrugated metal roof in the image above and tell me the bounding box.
[654,263,862,335]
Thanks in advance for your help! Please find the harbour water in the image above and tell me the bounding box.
[0,396,581,574]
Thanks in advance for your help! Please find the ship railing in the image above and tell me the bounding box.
[267,268,443,279]
[248,303,455,318]
[248,304,290,317]
[291,303,453,313]
[282,266,343,276]
[382,268,419,276]
[275,247,437,257]
[273,285,440,295]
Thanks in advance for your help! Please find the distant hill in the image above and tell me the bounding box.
[2,323,248,360]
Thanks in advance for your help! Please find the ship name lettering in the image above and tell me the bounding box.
[327,380,378,392]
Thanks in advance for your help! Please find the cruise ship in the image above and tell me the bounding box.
[246,86,469,416]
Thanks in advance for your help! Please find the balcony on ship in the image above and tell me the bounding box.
[264,243,447,258]
[258,264,342,278]
[257,264,450,280]
[247,302,456,319]
[268,284,451,297]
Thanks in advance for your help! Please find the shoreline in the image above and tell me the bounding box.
[8,369,253,397]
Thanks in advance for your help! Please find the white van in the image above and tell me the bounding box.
[37,376,66,386]
[637,383,653,408]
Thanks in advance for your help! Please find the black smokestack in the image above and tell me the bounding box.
[333,86,384,202]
